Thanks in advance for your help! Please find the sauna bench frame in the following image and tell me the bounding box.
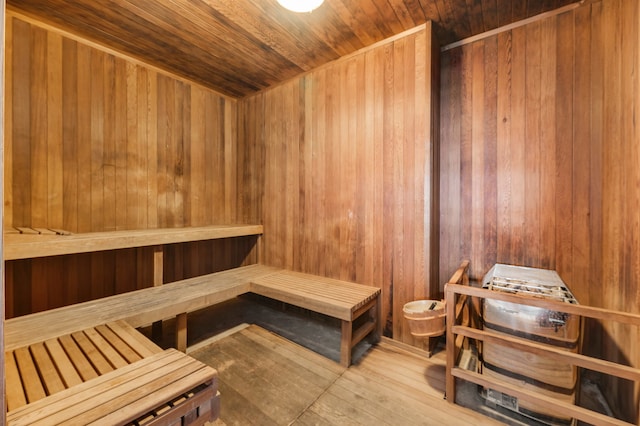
[6,321,219,426]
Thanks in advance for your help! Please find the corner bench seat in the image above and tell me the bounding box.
[6,264,381,366]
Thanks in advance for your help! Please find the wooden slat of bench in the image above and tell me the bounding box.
[7,349,217,426]
[29,342,66,395]
[71,331,116,375]
[107,320,161,358]
[94,323,143,363]
[4,224,264,260]
[5,353,27,411]
[43,338,84,388]
[58,334,100,382]
[84,327,130,369]
[250,270,381,321]
[5,264,281,351]
[14,347,47,404]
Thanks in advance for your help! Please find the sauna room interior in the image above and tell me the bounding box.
[1,0,639,425]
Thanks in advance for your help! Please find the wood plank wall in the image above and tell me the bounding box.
[440,0,639,421]
[238,24,440,344]
[4,13,257,317]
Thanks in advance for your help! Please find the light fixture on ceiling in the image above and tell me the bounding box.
[277,0,324,13]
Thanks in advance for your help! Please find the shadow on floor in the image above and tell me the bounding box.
[139,294,373,364]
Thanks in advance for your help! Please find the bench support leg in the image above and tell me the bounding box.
[340,320,353,367]
[152,245,164,342]
[372,293,382,343]
[340,297,381,367]
[176,313,187,353]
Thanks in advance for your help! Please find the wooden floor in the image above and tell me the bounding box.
[190,325,502,426]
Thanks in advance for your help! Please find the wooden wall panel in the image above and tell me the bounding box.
[4,14,257,317]
[440,0,639,421]
[1,0,6,418]
[238,24,440,344]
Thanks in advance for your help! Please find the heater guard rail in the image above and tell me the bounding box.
[444,264,640,426]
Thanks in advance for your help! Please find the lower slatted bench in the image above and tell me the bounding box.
[6,321,219,426]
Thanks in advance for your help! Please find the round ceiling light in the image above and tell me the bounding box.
[277,0,325,13]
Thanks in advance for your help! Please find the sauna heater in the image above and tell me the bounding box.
[479,264,581,426]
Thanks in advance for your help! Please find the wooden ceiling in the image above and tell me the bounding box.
[8,0,577,98]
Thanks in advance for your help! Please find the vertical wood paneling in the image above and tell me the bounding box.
[440,1,640,420]
[572,5,591,306]
[554,10,574,287]
[62,38,78,232]
[238,25,440,344]
[103,54,116,232]
[31,26,47,227]
[5,15,13,234]
[5,13,255,317]
[539,16,557,272]
[76,43,92,233]
[47,32,63,230]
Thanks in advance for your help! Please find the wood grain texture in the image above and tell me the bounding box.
[6,0,576,97]
[4,14,258,317]
[439,1,640,421]
[4,225,263,260]
[238,24,439,345]
[191,324,502,425]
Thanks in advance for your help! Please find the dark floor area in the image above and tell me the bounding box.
[140,294,373,363]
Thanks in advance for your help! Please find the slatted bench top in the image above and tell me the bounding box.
[249,270,381,321]
[5,320,163,412]
[4,264,281,351]
[7,348,218,426]
[4,224,263,260]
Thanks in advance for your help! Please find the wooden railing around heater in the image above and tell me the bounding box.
[444,261,640,426]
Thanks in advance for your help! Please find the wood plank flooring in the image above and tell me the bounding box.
[191,325,502,426]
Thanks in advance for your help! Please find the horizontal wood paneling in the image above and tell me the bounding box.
[4,14,256,317]
[440,0,639,420]
[238,24,440,345]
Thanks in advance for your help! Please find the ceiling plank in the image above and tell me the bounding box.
[8,0,580,97]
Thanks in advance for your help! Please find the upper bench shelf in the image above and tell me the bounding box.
[3,224,263,260]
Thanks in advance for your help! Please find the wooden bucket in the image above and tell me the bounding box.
[403,300,446,337]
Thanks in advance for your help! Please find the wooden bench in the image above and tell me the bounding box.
[5,232,380,423]
[6,321,219,425]
[5,265,381,367]
[4,264,280,352]
[4,266,379,423]
[3,224,264,260]
[250,269,381,366]
[4,224,264,339]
